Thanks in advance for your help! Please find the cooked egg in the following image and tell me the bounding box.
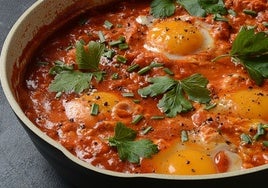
[215,89,268,121]
[64,92,119,124]
[144,19,214,60]
[149,140,217,175]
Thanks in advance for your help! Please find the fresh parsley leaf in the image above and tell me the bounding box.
[138,74,211,117]
[181,73,211,103]
[108,122,159,163]
[150,0,176,18]
[177,0,205,17]
[48,71,93,94]
[214,26,268,86]
[138,76,177,97]
[158,84,193,117]
[177,0,227,17]
[230,27,268,57]
[49,60,74,75]
[76,40,105,71]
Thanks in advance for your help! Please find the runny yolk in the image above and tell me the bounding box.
[149,141,217,175]
[146,20,204,56]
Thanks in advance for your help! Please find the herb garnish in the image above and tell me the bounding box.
[48,40,105,94]
[240,123,268,147]
[213,26,268,86]
[108,122,159,163]
[150,0,227,18]
[150,0,176,18]
[138,73,211,117]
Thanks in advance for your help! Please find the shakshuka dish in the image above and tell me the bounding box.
[17,0,268,175]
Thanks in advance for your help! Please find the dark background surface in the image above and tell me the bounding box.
[0,1,71,187]
[1,1,268,188]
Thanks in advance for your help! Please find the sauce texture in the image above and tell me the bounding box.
[17,0,268,175]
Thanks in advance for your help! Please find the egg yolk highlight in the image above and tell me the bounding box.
[146,20,204,56]
[230,89,268,121]
[150,141,216,175]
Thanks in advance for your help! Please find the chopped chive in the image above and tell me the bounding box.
[111,72,119,80]
[240,133,252,144]
[150,115,165,120]
[132,99,140,104]
[181,130,188,142]
[65,45,73,51]
[103,20,113,29]
[108,36,126,47]
[55,92,62,98]
[127,64,140,72]
[122,92,134,97]
[119,43,129,50]
[213,14,228,22]
[163,67,174,75]
[243,9,257,17]
[109,40,123,46]
[116,55,127,63]
[138,66,151,75]
[90,103,99,116]
[262,22,268,27]
[103,49,115,59]
[98,31,106,43]
[149,61,164,68]
[263,141,268,147]
[204,103,217,110]
[132,114,144,124]
[117,24,123,28]
[228,9,237,17]
[141,126,153,135]
[37,61,49,66]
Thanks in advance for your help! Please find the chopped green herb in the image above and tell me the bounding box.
[98,31,106,43]
[111,72,119,80]
[243,9,257,17]
[132,114,144,125]
[204,103,217,110]
[118,43,129,50]
[163,67,174,76]
[122,92,135,98]
[116,55,127,64]
[150,115,165,120]
[240,133,252,145]
[263,141,268,147]
[141,126,153,135]
[103,49,116,59]
[90,103,99,116]
[181,130,188,142]
[109,36,125,46]
[127,64,140,72]
[103,20,113,29]
[49,61,73,75]
[108,122,159,163]
[213,14,228,22]
[138,66,151,75]
[228,9,237,17]
[132,99,141,104]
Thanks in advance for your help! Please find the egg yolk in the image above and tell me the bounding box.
[146,20,204,56]
[150,141,216,175]
[80,92,119,113]
[230,89,268,121]
[64,92,119,124]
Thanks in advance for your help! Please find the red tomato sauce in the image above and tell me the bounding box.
[16,0,268,174]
